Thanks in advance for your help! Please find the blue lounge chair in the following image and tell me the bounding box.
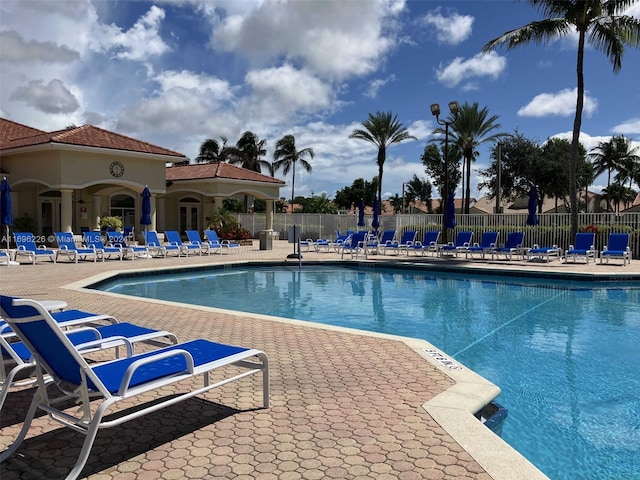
[185,230,213,255]
[204,229,240,254]
[0,250,10,265]
[407,231,441,256]
[144,230,182,258]
[564,232,596,264]
[0,297,269,480]
[381,230,416,255]
[13,232,56,264]
[600,233,631,266]
[438,231,473,257]
[83,231,125,261]
[55,231,102,263]
[0,295,178,411]
[491,232,525,260]
[369,230,396,254]
[165,230,202,256]
[326,231,350,252]
[465,232,499,259]
[340,231,368,259]
[526,244,562,262]
[107,231,150,259]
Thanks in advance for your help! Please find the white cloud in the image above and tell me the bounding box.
[549,131,611,152]
[0,30,80,64]
[435,51,506,86]
[90,5,169,61]
[420,9,474,45]
[518,88,597,117]
[154,70,235,100]
[9,79,80,114]
[364,74,396,98]
[210,0,404,79]
[612,118,640,135]
[245,65,335,114]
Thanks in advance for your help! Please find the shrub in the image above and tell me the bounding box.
[99,216,122,231]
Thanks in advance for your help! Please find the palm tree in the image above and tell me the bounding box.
[232,131,268,172]
[195,136,240,163]
[405,174,434,213]
[434,102,504,213]
[483,0,640,236]
[350,111,417,212]
[273,135,314,213]
[588,135,640,210]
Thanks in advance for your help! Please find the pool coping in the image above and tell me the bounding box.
[68,259,568,480]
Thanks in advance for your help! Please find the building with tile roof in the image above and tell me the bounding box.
[0,118,284,238]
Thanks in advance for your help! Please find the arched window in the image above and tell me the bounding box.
[110,194,135,227]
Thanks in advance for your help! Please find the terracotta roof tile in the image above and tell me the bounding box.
[166,162,285,185]
[0,118,186,158]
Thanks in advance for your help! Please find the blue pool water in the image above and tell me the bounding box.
[95,264,640,480]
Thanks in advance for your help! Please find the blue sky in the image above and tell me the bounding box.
[1,0,639,202]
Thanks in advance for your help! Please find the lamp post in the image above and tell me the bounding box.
[430,100,459,244]
[401,182,406,214]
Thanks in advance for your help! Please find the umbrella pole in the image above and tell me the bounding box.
[4,225,19,266]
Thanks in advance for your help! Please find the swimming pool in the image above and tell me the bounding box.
[94,264,640,480]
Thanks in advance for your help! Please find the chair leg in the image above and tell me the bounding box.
[0,385,42,463]
[66,402,111,480]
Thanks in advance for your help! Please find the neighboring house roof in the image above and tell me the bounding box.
[166,162,285,185]
[0,117,186,158]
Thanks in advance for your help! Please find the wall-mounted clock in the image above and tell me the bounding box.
[109,161,125,177]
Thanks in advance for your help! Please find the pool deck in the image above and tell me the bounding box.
[2,240,638,479]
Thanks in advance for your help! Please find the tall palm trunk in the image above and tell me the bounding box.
[569,30,585,236]
[465,156,472,214]
[377,147,385,214]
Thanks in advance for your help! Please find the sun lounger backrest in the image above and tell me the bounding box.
[479,231,499,247]
[186,230,202,244]
[454,231,473,247]
[14,232,38,250]
[503,232,523,248]
[424,231,440,245]
[399,230,416,244]
[84,231,106,248]
[165,230,182,244]
[574,232,594,249]
[145,230,162,246]
[0,296,85,386]
[107,231,126,246]
[379,230,395,243]
[55,232,76,249]
[204,229,221,244]
[607,233,629,250]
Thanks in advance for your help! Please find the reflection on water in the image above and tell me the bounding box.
[97,265,640,480]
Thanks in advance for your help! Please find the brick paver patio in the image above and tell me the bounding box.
[2,240,637,479]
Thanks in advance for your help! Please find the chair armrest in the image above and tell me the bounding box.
[75,336,134,357]
[118,349,195,396]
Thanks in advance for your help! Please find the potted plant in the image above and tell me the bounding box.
[99,216,123,232]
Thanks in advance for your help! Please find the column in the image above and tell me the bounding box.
[266,199,274,230]
[61,189,73,232]
[93,195,102,230]
[154,196,161,231]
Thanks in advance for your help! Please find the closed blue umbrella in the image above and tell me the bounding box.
[357,199,365,228]
[372,195,380,232]
[445,191,456,229]
[140,185,152,231]
[526,186,538,226]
